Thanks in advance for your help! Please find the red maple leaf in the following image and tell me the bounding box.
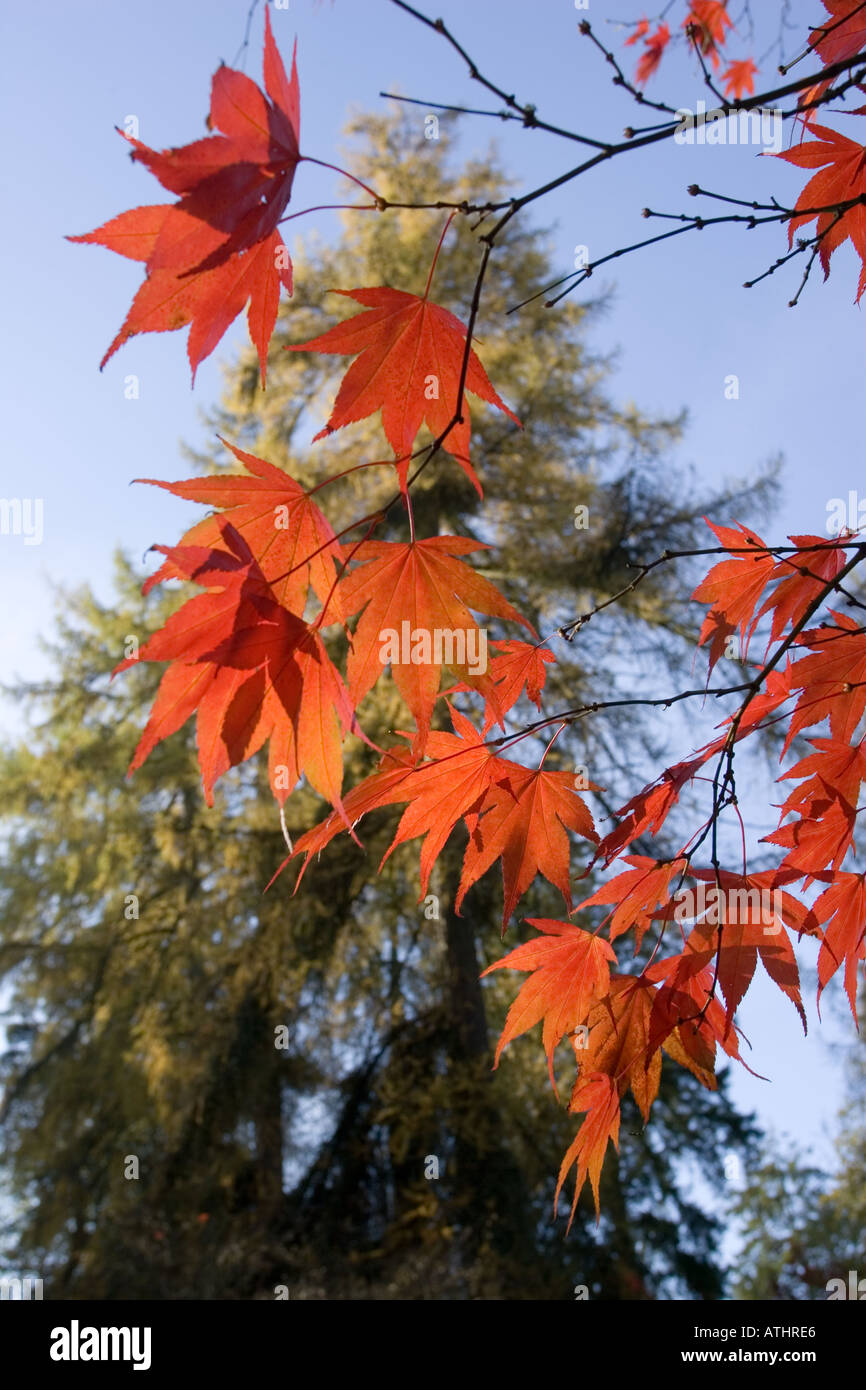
[595,756,710,864]
[786,611,866,747]
[691,519,776,670]
[664,888,807,1036]
[706,663,794,756]
[69,10,299,380]
[288,286,521,493]
[117,520,353,813]
[635,23,671,84]
[139,439,345,619]
[481,918,616,1085]
[684,2,733,69]
[645,956,753,1078]
[775,124,866,301]
[625,19,651,48]
[797,0,866,128]
[777,735,866,818]
[763,794,857,876]
[754,533,849,647]
[684,867,820,938]
[809,0,866,67]
[722,58,759,99]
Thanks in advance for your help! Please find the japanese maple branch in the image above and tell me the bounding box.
[383,0,866,226]
[557,536,865,640]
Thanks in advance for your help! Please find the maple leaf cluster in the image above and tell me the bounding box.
[70,9,300,383]
[72,13,866,1228]
[116,494,866,1225]
[777,122,866,302]
[527,523,866,1223]
[76,28,531,831]
[624,2,866,303]
[626,3,756,98]
[781,2,866,302]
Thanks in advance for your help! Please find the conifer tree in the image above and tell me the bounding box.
[731,991,866,1302]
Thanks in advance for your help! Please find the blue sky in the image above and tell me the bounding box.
[0,0,862,1180]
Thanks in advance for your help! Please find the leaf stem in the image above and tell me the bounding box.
[277,202,380,226]
[299,156,383,205]
[423,211,457,300]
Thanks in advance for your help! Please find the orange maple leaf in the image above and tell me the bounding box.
[336,536,533,752]
[555,1073,621,1228]
[666,886,808,1036]
[557,976,662,1224]
[481,918,616,1085]
[577,976,663,1120]
[812,871,866,1019]
[290,708,513,894]
[291,712,598,929]
[458,765,599,930]
[576,855,689,947]
[645,956,754,1078]
[289,286,521,492]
